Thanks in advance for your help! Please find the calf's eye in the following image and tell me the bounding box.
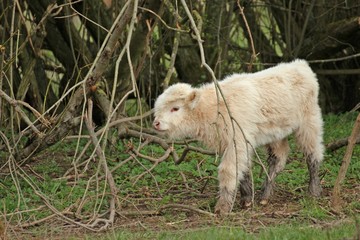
[171,107,179,112]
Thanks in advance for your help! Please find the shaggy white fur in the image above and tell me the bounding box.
[153,59,324,215]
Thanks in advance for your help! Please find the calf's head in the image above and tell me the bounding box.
[153,83,200,139]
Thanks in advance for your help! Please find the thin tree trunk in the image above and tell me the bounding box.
[331,113,360,211]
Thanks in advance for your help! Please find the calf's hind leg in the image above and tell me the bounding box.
[260,138,289,205]
[295,110,324,197]
[239,171,253,207]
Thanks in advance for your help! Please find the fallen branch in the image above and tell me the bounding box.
[118,128,180,162]
[326,135,360,151]
[18,208,75,228]
[15,170,97,232]
[175,143,215,165]
[129,144,173,163]
[159,203,216,217]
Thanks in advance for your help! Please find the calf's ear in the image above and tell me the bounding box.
[186,90,201,109]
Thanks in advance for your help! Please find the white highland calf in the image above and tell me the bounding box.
[153,59,324,215]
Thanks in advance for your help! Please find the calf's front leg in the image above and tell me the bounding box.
[215,161,237,215]
[215,148,248,215]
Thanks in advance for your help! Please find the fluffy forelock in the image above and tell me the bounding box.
[155,83,193,108]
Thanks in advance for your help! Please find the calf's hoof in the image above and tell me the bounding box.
[243,201,252,208]
[214,200,232,216]
[309,184,322,197]
[240,194,253,208]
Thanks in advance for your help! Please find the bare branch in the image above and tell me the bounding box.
[84,99,118,229]
[138,6,187,33]
[163,31,180,88]
[0,89,43,136]
[236,0,258,71]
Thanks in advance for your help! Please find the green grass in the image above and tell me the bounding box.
[86,218,359,240]
[160,224,357,240]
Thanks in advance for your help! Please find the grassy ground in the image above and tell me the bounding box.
[96,221,359,240]
[0,112,359,239]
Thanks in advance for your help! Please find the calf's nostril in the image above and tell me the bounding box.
[153,120,160,129]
